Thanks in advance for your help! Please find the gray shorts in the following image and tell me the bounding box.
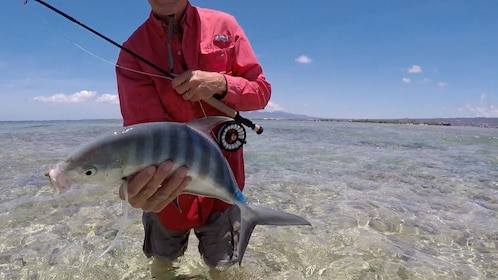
[142,205,241,269]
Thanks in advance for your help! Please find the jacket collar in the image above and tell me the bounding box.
[149,2,195,36]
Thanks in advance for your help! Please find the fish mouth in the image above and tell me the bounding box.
[45,163,70,193]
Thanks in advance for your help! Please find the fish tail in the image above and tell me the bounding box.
[237,203,311,265]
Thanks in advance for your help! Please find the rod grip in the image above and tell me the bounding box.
[205,97,263,134]
[205,97,237,118]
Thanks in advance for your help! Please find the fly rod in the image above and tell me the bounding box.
[25,0,264,134]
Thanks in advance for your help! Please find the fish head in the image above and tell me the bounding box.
[46,140,126,192]
[47,160,125,193]
[46,162,71,193]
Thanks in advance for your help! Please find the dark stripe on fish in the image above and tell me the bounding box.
[167,125,180,163]
[182,127,196,170]
[130,134,145,167]
[151,128,164,164]
[195,128,212,179]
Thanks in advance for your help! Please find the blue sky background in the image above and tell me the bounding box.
[1,0,497,121]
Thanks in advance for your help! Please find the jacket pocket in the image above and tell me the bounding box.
[198,45,235,74]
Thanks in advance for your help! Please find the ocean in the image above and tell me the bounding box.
[0,119,496,279]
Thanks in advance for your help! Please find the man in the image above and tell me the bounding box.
[116,0,271,277]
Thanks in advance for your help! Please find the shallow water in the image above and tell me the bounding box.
[0,119,496,279]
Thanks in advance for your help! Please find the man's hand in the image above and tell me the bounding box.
[119,160,192,213]
[172,70,227,102]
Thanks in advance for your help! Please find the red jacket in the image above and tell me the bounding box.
[116,3,271,231]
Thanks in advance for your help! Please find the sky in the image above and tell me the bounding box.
[1,0,498,121]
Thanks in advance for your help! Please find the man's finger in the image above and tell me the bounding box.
[171,71,191,90]
[129,161,174,206]
[148,160,175,188]
[147,166,188,211]
[127,165,156,197]
[159,165,188,193]
[151,175,192,213]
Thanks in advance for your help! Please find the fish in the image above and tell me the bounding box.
[47,116,311,264]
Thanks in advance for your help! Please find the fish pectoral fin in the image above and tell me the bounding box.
[187,116,234,137]
[173,197,182,213]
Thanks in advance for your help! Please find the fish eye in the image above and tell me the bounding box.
[84,167,97,176]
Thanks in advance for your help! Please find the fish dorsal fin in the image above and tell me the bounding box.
[186,116,234,136]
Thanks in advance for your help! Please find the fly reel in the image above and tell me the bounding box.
[216,121,247,152]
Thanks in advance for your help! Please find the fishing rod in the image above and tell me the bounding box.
[24,0,264,135]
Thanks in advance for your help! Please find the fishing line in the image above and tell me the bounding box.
[73,42,171,80]
[24,0,264,134]
[23,0,172,80]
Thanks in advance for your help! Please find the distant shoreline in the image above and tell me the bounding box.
[252,117,498,128]
[243,111,498,128]
[1,117,497,128]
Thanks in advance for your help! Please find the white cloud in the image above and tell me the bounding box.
[264,101,286,112]
[408,65,422,73]
[437,82,448,88]
[295,55,312,64]
[33,90,97,103]
[480,94,486,101]
[420,78,431,84]
[96,94,119,104]
[402,78,411,84]
[33,91,119,104]
[463,104,498,117]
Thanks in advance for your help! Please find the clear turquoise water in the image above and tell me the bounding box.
[0,119,496,279]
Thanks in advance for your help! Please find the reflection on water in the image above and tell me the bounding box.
[0,120,497,279]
